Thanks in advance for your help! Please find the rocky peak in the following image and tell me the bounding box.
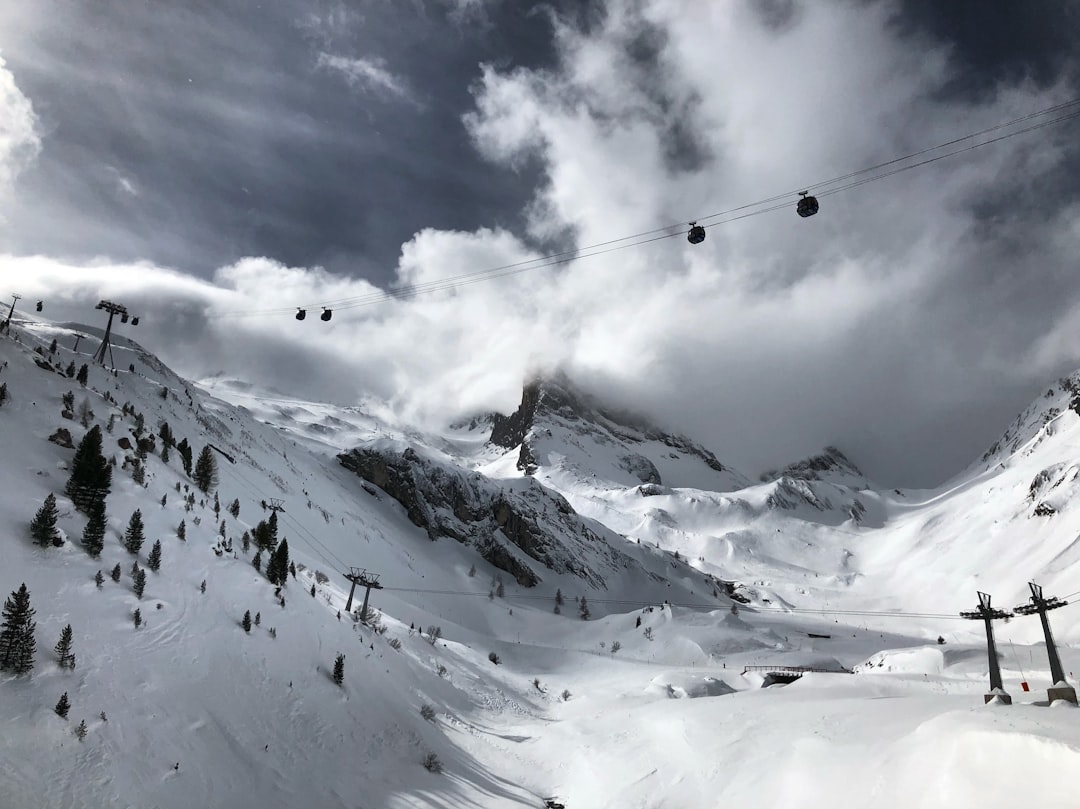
[762,446,867,486]
[488,374,748,491]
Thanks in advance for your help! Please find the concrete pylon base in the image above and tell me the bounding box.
[1047,685,1078,705]
[984,692,1012,705]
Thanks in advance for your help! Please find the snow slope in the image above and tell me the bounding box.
[2,312,1079,809]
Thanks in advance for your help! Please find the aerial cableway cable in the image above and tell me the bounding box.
[213,95,1080,320]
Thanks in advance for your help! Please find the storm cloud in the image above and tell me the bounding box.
[2,0,1079,487]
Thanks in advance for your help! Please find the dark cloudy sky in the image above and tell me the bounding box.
[1,0,1079,487]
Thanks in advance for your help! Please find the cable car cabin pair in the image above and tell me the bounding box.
[119,313,140,325]
[686,192,820,244]
[296,308,332,322]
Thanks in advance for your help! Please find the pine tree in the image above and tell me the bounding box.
[48,338,57,354]
[332,653,345,685]
[147,540,162,572]
[110,563,121,582]
[133,568,147,599]
[252,550,262,572]
[310,583,316,597]
[133,608,141,628]
[213,493,220,519]
[159,421,173,446]
[267,538,290,586]
[62,391,75,411]
[254,612,261,627]
[193,445,218,493]
[0,583,36,675]
[65,361,75,378]
[55,692,70,718]
[579,596,591,621]
[94,570,104,588]
[241,530,250,553]
[0,382,7,406]
[161,442,171,464]
[496,580,505,598]
[228,498,240,519]
[268,510,278,545]
[176,438,193,476]
[177,519,186,541]
[66,426,112,513]
[75,719,87,741]
[131,461,145,486]
[200,579,206,594]
[242,610,251,633]
[54,624,75,669]
[76,364,88,386]
[555,588,564,606]
[289,561,296,579]
[123,509,145,554]
[30,493,61,547]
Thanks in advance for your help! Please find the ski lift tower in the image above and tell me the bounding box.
[343,568,383,622]
[92,300,135,368]
[960,592,1013,705]
[1014,582,1077,705]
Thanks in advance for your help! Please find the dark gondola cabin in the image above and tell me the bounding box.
[131,317,139,326]
[796,191,819,218]
[320,308,332,322]
[687,222,706,244]
[35,301,42,312]
[295,309,306,321]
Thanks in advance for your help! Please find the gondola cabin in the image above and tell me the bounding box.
[796,191,819,218]
[295,308,307,321]
[687,222,706,244]
[321,308,332,322]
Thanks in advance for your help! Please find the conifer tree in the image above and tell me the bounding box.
[110,563,121,582]
[161,441,171,464]
[158,421,173,446]
[289,561,296,579]
[254,612,261,627]
[75,719,87,741]
[200,579,206,594]
[123,509,145,554]
[268,510,278,545]
[65,360,76,378]
[176,438,193,476]
[66,425,112,513]
[555,588,564,607]
[62,391,75,411]
[55,691,70,718]
[95,570,104,588]
[252,550,262,572]
[0,382,7,406]
[30,493,61,547]
[228,498,240,519]
[242,610,252,633]
[333,653,345,685]
[48,338,57,353]
[76,364,88,386]
[147,540,162,572]
[133,608,141,628]
[177,519,186,541]
[267,538,290,586]
[54,624,75,669]
[310,583,316,597]
[131,461,145,486]
[579,596,591,621]
[133,568,147,599]
[213,493,220,519]
[0,583,36,675]
[193,445,218,493]
[241,530,250,553]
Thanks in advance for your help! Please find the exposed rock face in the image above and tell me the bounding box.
[762,446,867,487]
[339,441,636,588]
[48,428,74,448]
[489,375,746,489]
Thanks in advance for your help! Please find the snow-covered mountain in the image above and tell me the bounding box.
[2,312,1080,809]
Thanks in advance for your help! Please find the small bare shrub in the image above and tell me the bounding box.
[422,752,443,773]
[419,704,436,722]
[488,652,501,665]
[387,637,402,650]
[561,689,571,702]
